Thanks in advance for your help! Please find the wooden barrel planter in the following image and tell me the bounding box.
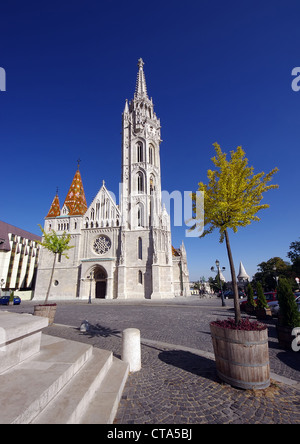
[210,320,270,390]
[34,304,57,325]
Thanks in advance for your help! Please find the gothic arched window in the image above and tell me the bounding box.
[138,237,142,259]
[138,270,143,285]
[137,142,143,162]
[137,172,144,194]
[137,203,144,227]
[150,175,155,194]
[149,144,154,165]
[96,201,100,219]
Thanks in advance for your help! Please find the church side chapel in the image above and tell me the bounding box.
[34,59,190,300]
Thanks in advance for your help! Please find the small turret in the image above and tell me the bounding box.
[46,191,60,218]
[237,261,250,282]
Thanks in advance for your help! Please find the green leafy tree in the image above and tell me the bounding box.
[208,276,221,293]
[190,143,278,324]
[252,256,299,291]
[287,238,300,263]
[37,225,74,304]
[287,239,300,289]
[291,257,300,287]
[277,278,300,328]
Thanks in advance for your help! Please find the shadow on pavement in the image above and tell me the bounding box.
[80,323,121,338]
[277,351,300,374]
[158,349,218,382]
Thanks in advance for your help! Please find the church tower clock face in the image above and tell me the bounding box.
[93,235,111,255]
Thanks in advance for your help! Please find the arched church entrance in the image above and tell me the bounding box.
[94,266,107,299]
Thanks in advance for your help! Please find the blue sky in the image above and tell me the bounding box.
[1,0,299,282]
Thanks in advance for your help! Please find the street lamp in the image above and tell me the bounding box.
[273,265,279,288]
[211,259,226,306]
[87,271,94,304]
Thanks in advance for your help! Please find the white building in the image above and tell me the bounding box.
[34,59,190,301]
[237,262,250,283]
[0,221,41,295]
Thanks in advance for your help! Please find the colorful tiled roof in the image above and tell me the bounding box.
[46,194,60,218]
[172,246,180,257]
[63,169,87,216]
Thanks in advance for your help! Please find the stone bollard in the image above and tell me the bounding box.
[122,328,141,372]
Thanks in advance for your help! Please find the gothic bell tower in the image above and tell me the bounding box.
[118,58,174,299]
[121,58,162,229]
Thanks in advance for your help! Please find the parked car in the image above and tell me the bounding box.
[223,289,246,299]
[267,294,300,316]
[268,300,280,316]
[240,291,277,311]
[263,291,277,303]
[0,295,21,305]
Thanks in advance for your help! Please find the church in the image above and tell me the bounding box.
[34,59,190,300]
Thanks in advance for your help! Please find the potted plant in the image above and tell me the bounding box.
[255,282,272,319]
[190,143,278,389]
[34,225,74,325]
[210,318,270,390]
[276,278,300,349]
[245,283,256,314]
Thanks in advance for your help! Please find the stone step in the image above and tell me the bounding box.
[0,311,49,374]
[32,347,113,424]
[80,357,129,424]
[0,332,129,424]
[0,334,93,424]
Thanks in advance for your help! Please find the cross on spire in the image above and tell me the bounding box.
[137,58,144,69]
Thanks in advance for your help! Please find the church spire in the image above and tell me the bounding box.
[134,58,148,99]
[46,191,60,218]
[63,165,87,216]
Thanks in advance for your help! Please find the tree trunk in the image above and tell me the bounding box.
[45,253,57,304]
[224,229,241,324]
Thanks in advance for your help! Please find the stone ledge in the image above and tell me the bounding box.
[0,311,49,374]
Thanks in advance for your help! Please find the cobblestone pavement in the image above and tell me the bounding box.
[2,297,300,424]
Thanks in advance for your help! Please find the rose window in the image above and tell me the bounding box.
[93,236,111,255]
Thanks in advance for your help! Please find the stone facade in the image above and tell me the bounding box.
[34,59,189,301]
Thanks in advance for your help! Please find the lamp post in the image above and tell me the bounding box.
[273,265,279,289]
[211,259,226,306]
[87,271,94,304]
